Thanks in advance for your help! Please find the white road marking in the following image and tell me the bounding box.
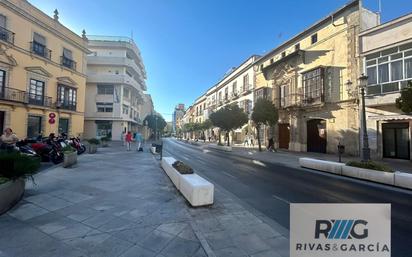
[182,155,190,160]
[252,160,266,167]
[272,195,290,204]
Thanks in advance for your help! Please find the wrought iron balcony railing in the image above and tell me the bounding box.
[28,93,52,107]
[60,56,77,70]
[0,26,15,44]
[30,42,52,60]
[0,87,26,103]
[56,101,76,111]
[273,93,324,109]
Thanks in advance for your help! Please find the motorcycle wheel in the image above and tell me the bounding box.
[77,145,86,155]
[51,152,63,164]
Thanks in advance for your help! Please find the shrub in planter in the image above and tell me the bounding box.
[62,145,77,168]
[100,137,110,147]
[217,142,224,146]
[172,161,194,174]
[0,150,40,180]
[87,138,100,154]
[346,160,394,172]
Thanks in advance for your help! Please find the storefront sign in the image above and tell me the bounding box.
[290,204,391,257]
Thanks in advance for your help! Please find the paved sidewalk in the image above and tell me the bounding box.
[0,143,288,257]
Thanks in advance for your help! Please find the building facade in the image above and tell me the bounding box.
[0,0,89,139]
[84,35,147,140]
[360,13,412,160]
[172,103,185,134]
[254,0,378,155]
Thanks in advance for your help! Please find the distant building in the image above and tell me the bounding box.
[84,35,147,140]
[172,103,185,134]
[360,12,412,160]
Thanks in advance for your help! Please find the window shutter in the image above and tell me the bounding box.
[63,48,73,59]
[0,15,6,28]
[33,32,46,45]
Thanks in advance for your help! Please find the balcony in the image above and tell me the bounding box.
[56,101,76,111]
[0,87,26,103]
[28,94,52,107]
[30,42,52,60]
[60,56,77,70]
[273,93,324,109]
[0,26,14,44]
[87,73,144,91]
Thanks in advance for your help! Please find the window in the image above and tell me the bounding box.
[96,121,112,137]
[225,87,228,100]
[365,43,412,95]
[311,33,318,44]
[281,52,286,58]
[232,82,237,96]
[295,43,300,51]
[0,69,5,95]
[27,115,42,139]
[302,67,324,102]
[218,92,222,102]
[280,85,289,107]
[58,118,69,134]
[29,79,45,105]
[97,85,114,95]
[96,102,113,112]
[243,74,249,91]
[0,15,6,28]
[32,32,49,59]
[61,48,75,69]
[270,58,274,64]
[0,15,13,44]
[57,84,77,111]
[122,104,129,115]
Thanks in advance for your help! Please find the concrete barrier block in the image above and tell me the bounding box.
[180,174,214,207]
[342,166,394,185]
[151,147,157,154]
[394,172,412,190]
[161,157,182,190]
[299,158,344,175]
[207,144,232,152]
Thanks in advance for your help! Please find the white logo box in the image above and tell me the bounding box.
[290,203,391,257]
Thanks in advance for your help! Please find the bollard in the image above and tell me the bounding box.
[337,142,345,163]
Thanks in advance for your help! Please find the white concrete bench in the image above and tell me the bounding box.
[299,158,344,175]
[161,157,214,206]
[342,166,394,185]
[180,174,214,206]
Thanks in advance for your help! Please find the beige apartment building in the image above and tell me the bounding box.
[360,13,412,160]
[84,35,148,140]
[254,0,378,155]
[0,0,89,139]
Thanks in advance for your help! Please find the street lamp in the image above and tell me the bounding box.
[358,73,370,162]
[345,75,370,162]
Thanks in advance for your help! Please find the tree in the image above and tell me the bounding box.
[143,114,167,140]
[396,81,412,113]
[200,119,213,141]
[209,104,248,146]
[251,98,279,152]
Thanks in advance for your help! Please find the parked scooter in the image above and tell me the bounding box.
[68,137,86,155]
[30,134,64,164]
[15,140,39,157]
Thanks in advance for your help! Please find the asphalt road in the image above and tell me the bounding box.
[161,138,412,257]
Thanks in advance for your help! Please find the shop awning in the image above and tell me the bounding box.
[368,114,412,121]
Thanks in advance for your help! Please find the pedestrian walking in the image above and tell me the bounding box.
[125,131,133,151]
[243,134,249,147]
[121,131,126,146]
[135,132,143,151]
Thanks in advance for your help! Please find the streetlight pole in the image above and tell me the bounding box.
[359,74,370,162]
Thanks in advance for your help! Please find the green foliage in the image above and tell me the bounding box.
[88,138,100,145]
[251,98,279,151]
[396,81,412,113]
[0,177,9,185]
[346,161,394,172]
[143,114,167,132]
[209,104,248,132]
[101,136,111,142]
[62,145,76,153]
[201,119,213,131]
[251,98,279,127]
[0,151,40,181]
[172,161,194,174]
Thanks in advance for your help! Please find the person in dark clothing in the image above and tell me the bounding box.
[268,137,275,152]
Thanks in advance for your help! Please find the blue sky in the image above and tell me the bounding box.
[31,0,412,121]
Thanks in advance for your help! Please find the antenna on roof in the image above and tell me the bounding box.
[131,30,134,41]
[377,0,382,24]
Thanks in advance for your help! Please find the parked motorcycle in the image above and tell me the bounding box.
[15,140,39,157]
[66,137,86,155]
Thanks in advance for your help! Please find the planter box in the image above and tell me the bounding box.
[161,157,214,206]
[180,174,214,206]
[342,166,395,185]
[394,172,412,190]
[0,179,25,215]
[88,144,97,154]
[299,158,344,175]
[207,144,232,152]
[161,157,182,189]
[151,146,158,155]
[63,151,77,168]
